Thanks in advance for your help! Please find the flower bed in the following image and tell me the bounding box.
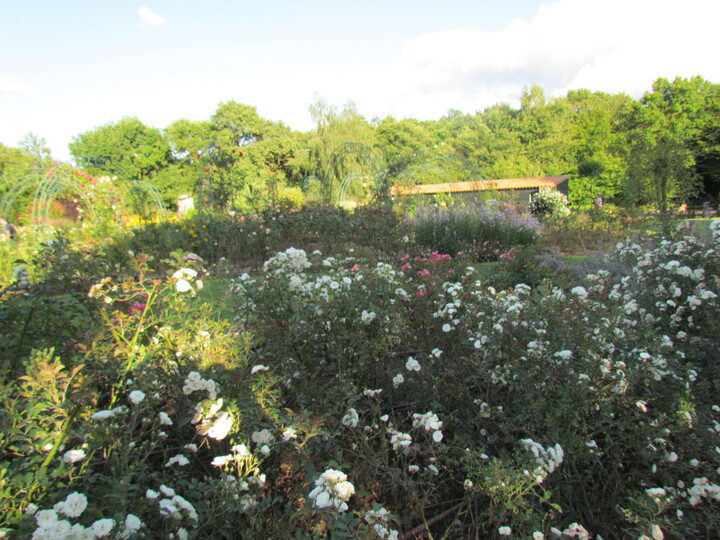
[2,221,720,538]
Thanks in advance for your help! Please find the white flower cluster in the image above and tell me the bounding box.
[308,469,355,512]
[373,262,398,281]
[529,187,571,218]
[611,234,720,333]
[388,428,412,451]
[165,454,190,467]
[364,506,399,539]
[519,438,564,483]
[263,247,311,274]
[405,357,421,372]
[251,428,275,455]
[211,443,251,466]
[90,405,128,420]
[412,411,444,443]
[148,484,198,523]
[192,398,233,440]
[183,371,217,400]
[687,477,720,506]
[342,408,360,428]
[222,473,266,512]
[128,389,145,405]
[172,267,203,294]
[62,448,86,464]
[548,522,591,539]
[30,492,142,540]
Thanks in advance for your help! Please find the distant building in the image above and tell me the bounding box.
[177,195,194,215]
[390,175,570,205]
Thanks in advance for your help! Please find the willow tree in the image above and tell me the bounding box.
[303,98,376,204]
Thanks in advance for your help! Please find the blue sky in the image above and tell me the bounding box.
[2,0,719,161]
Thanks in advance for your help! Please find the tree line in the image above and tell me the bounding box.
[1,75,719,214]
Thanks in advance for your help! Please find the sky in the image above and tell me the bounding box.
[2,0,719,162]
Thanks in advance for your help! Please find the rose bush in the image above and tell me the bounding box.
[2,212,720,538]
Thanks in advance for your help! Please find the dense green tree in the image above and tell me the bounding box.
[165,119,213,159]
[0,142,34,176]
[626,77,712,231]
[70,118,172,181]
[517,86,577,176]
[564,89,635,206]
[473,103,526,179]
[644,76,720,202]
[374,117,433,161]
[192,101,304,212]
[56,75,720,214]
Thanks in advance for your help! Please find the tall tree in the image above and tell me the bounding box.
[0,142,34,176]
[70,118,171,181]
[627,77,709,231]
[19,133,52,166]
[192,101,303,212]
[165,119,212,159]
[374,117,433,161]
[565,89,634,206]
[303,98,377,203]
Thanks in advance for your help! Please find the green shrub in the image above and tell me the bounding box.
[412,200,541,260]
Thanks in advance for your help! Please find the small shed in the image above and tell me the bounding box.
[390,175,570,205]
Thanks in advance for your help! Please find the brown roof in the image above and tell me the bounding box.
[390,175,570,196]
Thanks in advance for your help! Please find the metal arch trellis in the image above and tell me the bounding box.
[0,167,102,232]
[73,155,166,220]
[0,161,165,234]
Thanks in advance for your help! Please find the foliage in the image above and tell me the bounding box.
[110,203,412,274]
[69,118,172,183]
[2,205,720,538]
[625,76,720,232]
[538,204,642,254]
[302,99,378,204]
[0,236,107,375]
[412,199,541,260]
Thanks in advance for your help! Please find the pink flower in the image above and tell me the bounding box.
[130,302,146,313]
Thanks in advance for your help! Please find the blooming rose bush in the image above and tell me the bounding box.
[3,219,720,539]
[227,225,720,537]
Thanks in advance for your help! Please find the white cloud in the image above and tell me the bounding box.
[0,75,37,97]
[387,0,720,114]
[138,6,166,28]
